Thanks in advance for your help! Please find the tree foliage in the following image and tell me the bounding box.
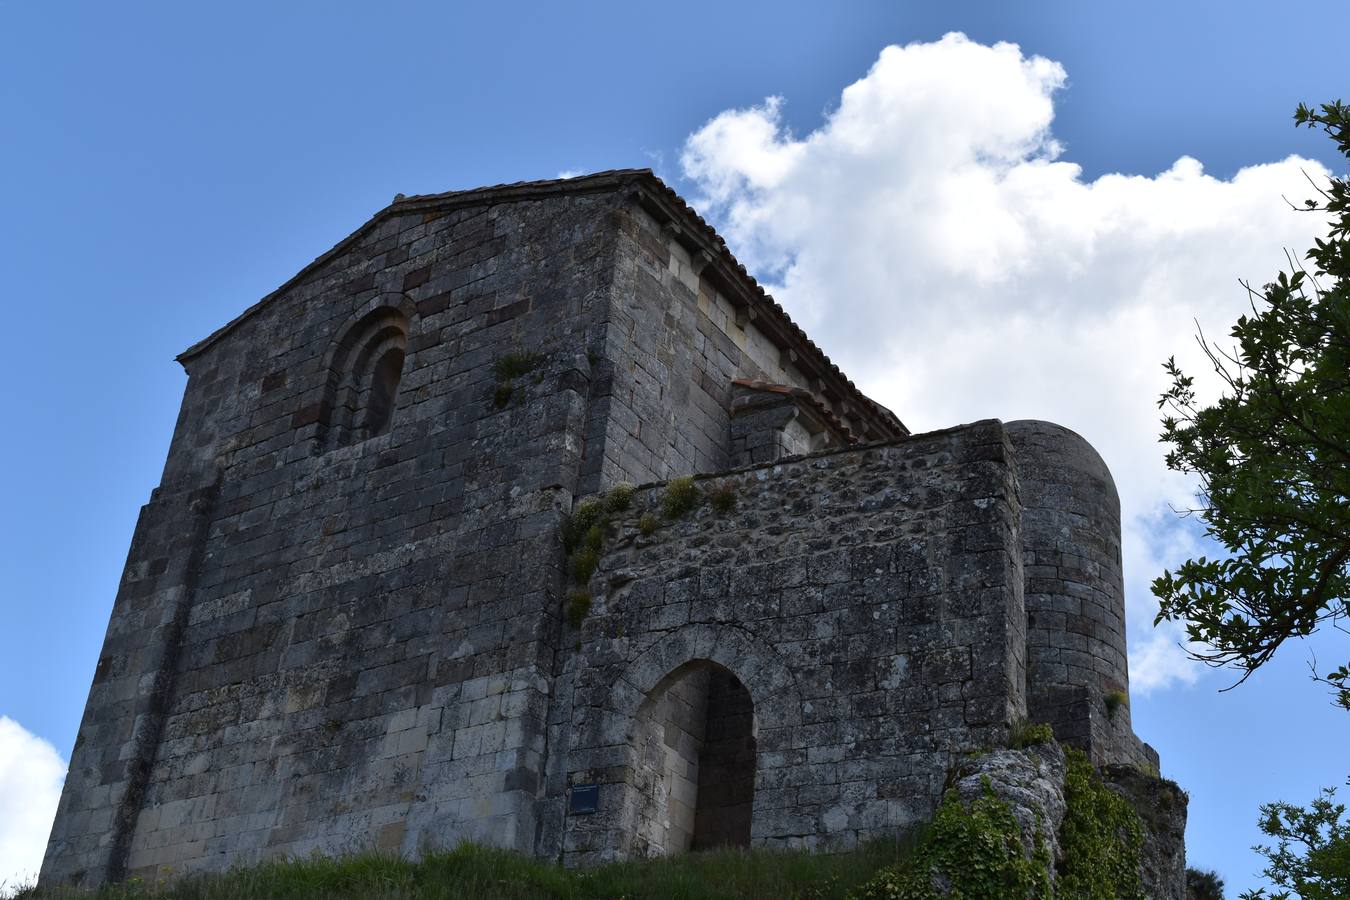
[1154,100,1350,708]
[1187,867,1226,900]
[1238,786,1350,900]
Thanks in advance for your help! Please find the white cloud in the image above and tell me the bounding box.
[0,717,66,892]
[680,32,1332,693]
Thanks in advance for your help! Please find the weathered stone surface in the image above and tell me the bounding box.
[40,170,1180,889]
[952,742,1068,869]
[1103,764,1189,900]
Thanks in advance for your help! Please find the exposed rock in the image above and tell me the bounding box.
[953,741,1068,871]
[1103,764,1189,900]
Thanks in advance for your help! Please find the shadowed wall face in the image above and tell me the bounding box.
[41,186,628,887]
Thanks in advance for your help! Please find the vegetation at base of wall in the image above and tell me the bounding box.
[1056,748,1144,899]
[7,841,914,900]
[564,591,592,630]
[662,476,700,518]
[1103,690,1128,721]
[849,780,1052,899]
[1134,758,1162,780]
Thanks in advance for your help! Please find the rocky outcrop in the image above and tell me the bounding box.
[1103,764,1189,900]
[952,741,1069,870]
[944,742,1187,898]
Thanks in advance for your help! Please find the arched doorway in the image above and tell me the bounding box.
[631,660,756,855]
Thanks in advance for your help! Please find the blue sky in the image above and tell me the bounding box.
[2,1,1348,893]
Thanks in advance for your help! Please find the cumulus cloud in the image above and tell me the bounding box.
[679,33,1331,692]
[0,717,65,891]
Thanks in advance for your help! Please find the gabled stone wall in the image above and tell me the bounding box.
[43,188,622,886]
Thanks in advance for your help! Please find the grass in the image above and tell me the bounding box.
[1103,690,1128,721]
[708,483,737,514]
[661,477,700,519]
[10,841,913,900]
[492,352,544,382]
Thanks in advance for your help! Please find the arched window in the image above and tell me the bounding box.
[321,306,409,447]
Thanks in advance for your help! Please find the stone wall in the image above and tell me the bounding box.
[1008,421,1154,767]
[582,198,900,493]
[43,185,626,886]
[549,421,1028,864]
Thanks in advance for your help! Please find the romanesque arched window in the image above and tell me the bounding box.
[322,305,409,447]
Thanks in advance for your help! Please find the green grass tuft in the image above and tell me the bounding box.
[1103,690,1128,721]
[1009,719,1054,749]
[709,482,737,514]
[571,548,599,585]
[492,351,544,382]
[493,383,515,409]
[604,483,636,514]
[561,499,606,553]
[638,513,659,537]
[662,476,700,519]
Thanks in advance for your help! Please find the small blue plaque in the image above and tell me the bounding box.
[568,783,599,815]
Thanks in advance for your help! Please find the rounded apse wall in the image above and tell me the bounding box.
[1006,420,1135,763]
